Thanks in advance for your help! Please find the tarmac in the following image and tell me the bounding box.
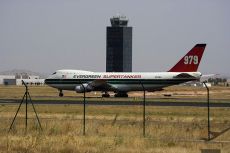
[0,98,230,107]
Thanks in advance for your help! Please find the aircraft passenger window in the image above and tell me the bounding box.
[73,75,76,78]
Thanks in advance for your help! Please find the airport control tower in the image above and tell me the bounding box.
[106,15,132,72]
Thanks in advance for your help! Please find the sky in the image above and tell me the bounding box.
[0,0,229,75]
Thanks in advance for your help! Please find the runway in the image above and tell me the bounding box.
[0,99,230,107]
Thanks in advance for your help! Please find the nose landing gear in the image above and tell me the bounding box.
[59,90,64,97]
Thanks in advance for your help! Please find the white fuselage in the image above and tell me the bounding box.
[45,69,201,92]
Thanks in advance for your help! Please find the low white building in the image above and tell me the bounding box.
[227,79,230,87]
[0,75,15,84]
[16,79,45,85]
[202,82,212,87]
[28,75,40,79]
[181,81,212,87]
[0,75,44,85]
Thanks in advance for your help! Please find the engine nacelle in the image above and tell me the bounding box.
[75,83,93,93]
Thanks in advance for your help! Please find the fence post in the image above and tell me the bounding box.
[203,82,210,140]
[140,81,146,137]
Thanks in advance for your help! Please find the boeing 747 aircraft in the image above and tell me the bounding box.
[45,44,206,97]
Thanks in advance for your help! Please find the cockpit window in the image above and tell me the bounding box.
[52,72,57,75]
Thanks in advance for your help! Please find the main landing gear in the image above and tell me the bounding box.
[114,92,128,97]
[59,90,63,97]
[102,91,110,98]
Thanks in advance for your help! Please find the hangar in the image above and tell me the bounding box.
[0,74,44,86]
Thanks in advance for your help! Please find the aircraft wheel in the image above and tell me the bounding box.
[59,91,64,97]
[115,92,128,97]
[102,93,110,98]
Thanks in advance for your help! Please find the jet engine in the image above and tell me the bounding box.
[75,83,93,93]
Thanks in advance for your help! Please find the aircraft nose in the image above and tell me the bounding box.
[44,79,48,84]
[44,78,51,85]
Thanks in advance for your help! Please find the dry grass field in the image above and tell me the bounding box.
[0,85,230,153]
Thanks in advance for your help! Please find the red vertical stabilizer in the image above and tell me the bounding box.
[168,44,206,72]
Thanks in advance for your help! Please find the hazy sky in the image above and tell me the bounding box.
[0,0,229,74]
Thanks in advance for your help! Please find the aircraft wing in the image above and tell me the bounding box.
[89,79,107,87]
[80,79,116,91]
[75,79,117,93]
